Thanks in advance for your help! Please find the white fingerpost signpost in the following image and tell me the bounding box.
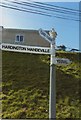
[39,28,57,119]
[0,28,72,119]
[39,28,71,119]
[39,29,57,119]
[49,29,57,119]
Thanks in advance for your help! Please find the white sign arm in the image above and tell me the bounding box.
[39,28,53,43]
[0,43,50,55]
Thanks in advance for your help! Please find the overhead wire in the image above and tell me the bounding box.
[2,0,79,21]
[0,2,80,22]
[0,0,80,22]
[0,3,52,17]
[4,0,80,17]
[26,0,81,13]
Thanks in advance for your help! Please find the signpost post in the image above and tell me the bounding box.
[49,29,57,119]
[39,28,57,119]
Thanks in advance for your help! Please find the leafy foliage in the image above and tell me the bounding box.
[1,51,81,119]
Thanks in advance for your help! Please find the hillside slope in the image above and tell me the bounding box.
[1,51,81,119]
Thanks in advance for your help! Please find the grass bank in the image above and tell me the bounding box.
[1,51,81,119]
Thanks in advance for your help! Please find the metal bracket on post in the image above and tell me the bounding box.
[50,43,56,66]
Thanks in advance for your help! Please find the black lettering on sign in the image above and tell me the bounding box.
[27,47,34,51]
[40,30,52,42]
[27,47,49,53]
[2,44,50,54]
[2,45,8,49]
[2,45,26,51]
[57,59,67,64]
[46,35,52,42]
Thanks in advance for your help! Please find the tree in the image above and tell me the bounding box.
[57,45,66,51]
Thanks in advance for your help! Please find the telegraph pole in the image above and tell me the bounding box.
[49,29,57,119]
